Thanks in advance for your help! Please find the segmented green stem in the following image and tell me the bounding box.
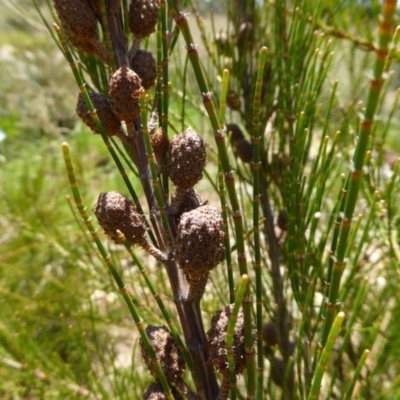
[53,23,158,247]
[252,47,268,400]
[156,19,163,116]
[160,0,169,133]
[118,234,197,380]
[159,0,170,198]
[320,0,397,346]
[99,0,115,69]
[218,70,234,303]
[219,171,234,303]
[308,312,345,400]
[226,274,249,400]
[61,143,173,399]
[383,25,400,72]
[139,92,172,243]
[343,349,370,400]
[327,277,369,397]
[218,70,229,128]
[167,6,255,395]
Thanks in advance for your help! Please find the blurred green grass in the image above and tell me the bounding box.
[1,1,400,398]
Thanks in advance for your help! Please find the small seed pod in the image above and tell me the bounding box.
[131,49,157,90]
[109,65,142,122]
[140,325,185,386]
[207,304,246,376]
[175,205,225,276]
[167,128,206,190]
[151,127,169,174]
[94,191,146,245]
[76,92,122,137]
[128,0,160,40]
[53,0,108,63]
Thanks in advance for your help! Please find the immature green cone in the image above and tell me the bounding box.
[175,205,225,276]
[94,191,146,245]
[53,0,108,63]
[131,49,157,90]
[128,0,160,40]
[206,304,246,376]
[140,325,185,386]
[108,65,142,122]
[76,92,122,137]
[167,128,206,190]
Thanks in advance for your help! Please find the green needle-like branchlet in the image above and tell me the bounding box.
[61,143,173,399]
[308,311,345,400]
[53,23,158,246]
[166,4,255,395]
[343,349,370,400]
[226,274,249,400]
[252,47,268,400]
[320,0,397,347]
[139,92,172,243]
[118,234,197,384]
[218,70,234,303]
[219,170,234,303]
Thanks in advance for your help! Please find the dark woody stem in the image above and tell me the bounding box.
[106,6,219,399]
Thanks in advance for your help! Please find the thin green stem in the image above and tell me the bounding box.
[320,0,397,346]
[252,47,268,400]
[342,349,370,400]
[61,143,173,399]
[226,274,249,400]
[166,6,255,395]
[139,92,172,243]
[218,70,234,303]
[118,234,197,383]
[308,312,345,400]
[53,23,158,246]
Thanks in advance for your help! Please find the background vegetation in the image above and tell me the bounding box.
[1,0,400,399]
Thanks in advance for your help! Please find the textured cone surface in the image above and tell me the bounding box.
[151,127,169,173]
[76,92,121,136]
[94,191,146,244]
[140,325,185,385]
[53,0,108,62]
[128,0,160,39]
[207,304,246,375]
[109,65,142,122]
[168,128,206,189]
[131,50,157,89]
[143,382,166,400]
[175,205,225,274]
